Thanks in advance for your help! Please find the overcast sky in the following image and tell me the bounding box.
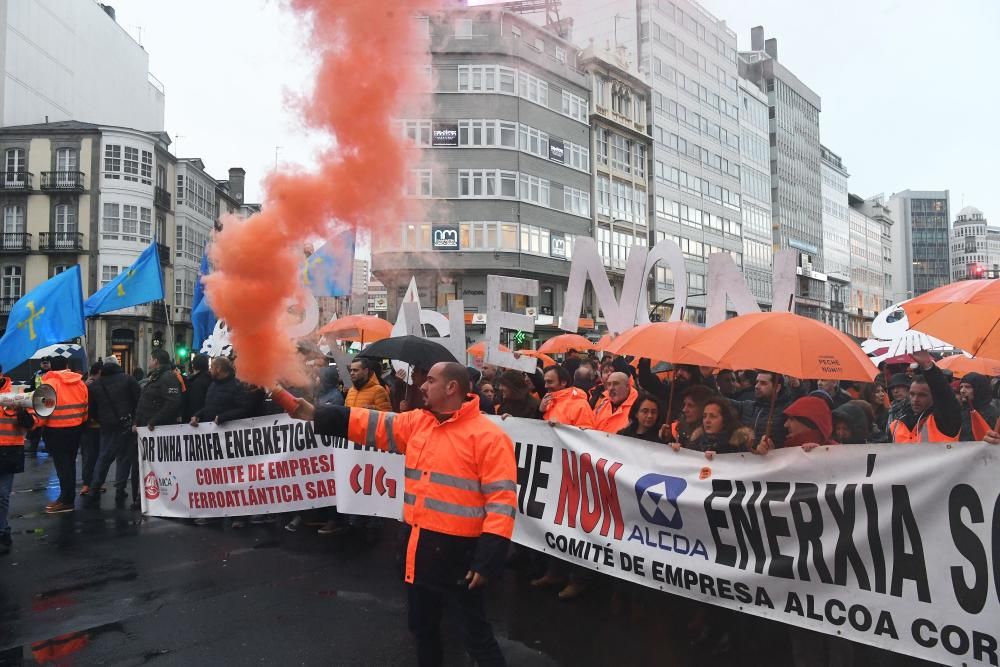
[110,0,999,220]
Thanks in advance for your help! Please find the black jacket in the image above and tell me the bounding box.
[183,371,211,421]
[88,364,141,432]
[617,423,664,444]
[832,402,870,444]
[730,386,792,447]
[637,358,705,419]
[960,372,1000,441]
[196,375,251,424]
[135,365,183,428]
[892,365,962,439]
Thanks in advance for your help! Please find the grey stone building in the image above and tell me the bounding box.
[740,28,825,319]
[849,193,893,338]
[887,189,951,298]
[373,8,592,345]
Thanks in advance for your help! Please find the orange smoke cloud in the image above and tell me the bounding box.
[204,0,435,387]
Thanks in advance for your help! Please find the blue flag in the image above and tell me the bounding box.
[0,265,85,373]
[84,242,164,316]
[192,247,217,352]
[301,229,355,297]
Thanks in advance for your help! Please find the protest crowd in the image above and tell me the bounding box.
[3,322,999,666]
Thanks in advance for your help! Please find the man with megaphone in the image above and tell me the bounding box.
[0,371,41,556]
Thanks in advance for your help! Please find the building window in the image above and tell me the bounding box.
[555,46,567,64]
[610,133,631,173]
[104,144,121,178]
[123,146,140,182]
[457,170,516,198]
[561,90,587,122]
[122,205,139,241]
[563,186,590,217]
[454,18,474,38]
[533,37,544,52]
[55,147,78,175]
[140,207,153,240]
[400,119,432,146]
[518,71,548,105]
[101,265,119,287]
[141,150,153,184]
[596,128,609,166]
[520,224,550,256]
[102,203,120,239]
[519,174,550,207]
[458,65,516,94]
[54,204,77,240]
[2,205,24,234]
[406,169,432,197]
[51,264,71,277]
[510,25,521,38]
[2,265,22,300]
[518,124,548,157]
[176,175,185,204]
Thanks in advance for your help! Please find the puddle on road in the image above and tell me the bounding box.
[25,621,126,664]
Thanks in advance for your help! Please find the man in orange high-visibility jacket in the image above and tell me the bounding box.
[593,371,638,434]
[294,361,514,667]
[39,356,89,514]
[0,373,36,555]
[888,350,961,444]
[538,365,594,428]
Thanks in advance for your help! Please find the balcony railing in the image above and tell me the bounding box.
[40,171,85,191]
[0,233,31,252]
[154,186,171,210]
[0,296,18,315]
[830,300,845,311]
[0,171,32,191]
[157,242,171,266]
[39,232,84,252]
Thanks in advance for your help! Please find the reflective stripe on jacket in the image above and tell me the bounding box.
[346,396,517,584]
[543,387,595,428]
[890,414,958,443]
[41,369,88,428]
[0,407,32,446]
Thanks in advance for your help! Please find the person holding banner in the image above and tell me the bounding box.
[593,371,638,434]
[290,361,516,667]
[958,372,999,441]
[538,365,594,428]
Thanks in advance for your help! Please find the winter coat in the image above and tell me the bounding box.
[88,364,141,432]
[890,365,962,440]
[196,375,251,424]
[730,387,792,447]
[135,365,183,428]
[346,374,392,411]
[498,395,540,419]
[832,402,870,444]
[183,371,211,421]
[960,372,1000,441]
[317,368,345,408]
[617,423,664,444]
[686,426,754,454]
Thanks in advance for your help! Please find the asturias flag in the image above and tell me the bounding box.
[84,242,164,316]
[301,229,355,297]
[0,265,85,372]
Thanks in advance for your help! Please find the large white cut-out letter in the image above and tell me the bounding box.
[485,275,537,372]
[560,236,647,334]
[640,238,689,323]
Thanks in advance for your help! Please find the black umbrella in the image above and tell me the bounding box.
[358,335,457,368]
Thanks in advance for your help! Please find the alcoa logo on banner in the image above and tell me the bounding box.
[635,473,687,529]
[350,464,397,498]
[144,471,180,502]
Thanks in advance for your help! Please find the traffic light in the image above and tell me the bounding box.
[175,339,190,362]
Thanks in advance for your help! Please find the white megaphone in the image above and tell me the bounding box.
[0,383,57,417]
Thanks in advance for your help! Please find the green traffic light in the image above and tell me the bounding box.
[176,346,189,359]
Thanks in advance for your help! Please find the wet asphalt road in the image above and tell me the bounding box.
[0,448,916,667]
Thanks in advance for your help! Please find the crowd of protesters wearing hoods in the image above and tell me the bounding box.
[4,340,1000,667]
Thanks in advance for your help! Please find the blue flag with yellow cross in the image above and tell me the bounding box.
[83,242,164,317]
[0,265,85,373]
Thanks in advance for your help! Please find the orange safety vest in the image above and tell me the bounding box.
[890,414,958,443]
[543,387,595,428]
[593,387,638,434]
[0,375,32,446]
[41,370,88,428]
[968,409,993,441]
[347,396,517,584]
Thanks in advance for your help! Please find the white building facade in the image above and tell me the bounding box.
[0,0,164,130]
[951,206,998,280]
[820,145,850,332]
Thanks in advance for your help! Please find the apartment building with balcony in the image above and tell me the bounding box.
[373,8,591,344]
[0,120,176,371]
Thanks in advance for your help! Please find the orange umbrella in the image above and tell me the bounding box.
[604,322,718,367]
[902,279,1000,358]
[467,341,510,358]
[595,333,614,350]
[937,354,1000,378]
[515,349,557,368]
[684,312,877,439]
[317,315,392,344]
[539,333,596,355]
[683,312,877,383]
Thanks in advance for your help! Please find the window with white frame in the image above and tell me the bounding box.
[400,120,432,146]
[175,224,184,258]
[597,176,611,217]
[140,207,153,239]
[458,65,516,94]
[596,128,609,166]
[2,265,22,300]
[123,147,140,182]
[406,169,432,197]
[54,204,76,237]
[563,186,590,217]
[555,46,567,64]
[121,205,139,241]
[102,203,120,239]
[519,174,549,207]
[518,71,548,105]
[634,144,647,178]
[141,150,153,184]
[51,264,71,277]
[176,175,184,204]
[597,227,612,266]
[610,133,631,173]
[518,125,548,157]
[566,141,589,172]
[104,144,121,178]
[101,265,119,287]
[561,90,587,122]
[520,224,549,256]
[458,170,516,198]
[455,18,475,38]
[2,205,24,234]
[510,25,522,39]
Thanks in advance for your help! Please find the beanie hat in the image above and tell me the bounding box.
[887,373,911,391]
[784,396,833,443]
[102,355,121,366]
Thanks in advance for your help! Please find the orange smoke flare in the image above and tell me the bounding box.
[204,0,435,387]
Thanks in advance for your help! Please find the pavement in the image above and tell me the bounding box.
[0,447,881,666]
